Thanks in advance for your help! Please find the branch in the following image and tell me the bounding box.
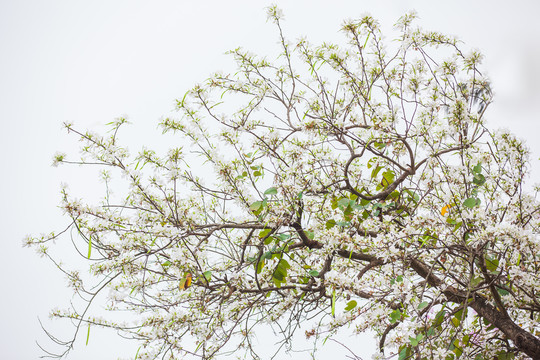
[409,256,540,359]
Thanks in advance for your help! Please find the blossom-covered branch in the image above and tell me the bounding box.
[27,7,540,360]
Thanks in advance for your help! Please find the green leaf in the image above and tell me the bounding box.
[203,270,212,281]
[273,260,289,286]
[388,190,400,200]
[86,325,91,346]
[345,300,357,311]
[452,339,463,357]
[331,289,336,317]
[433,309,446,327]
[308,270,319,277]
[389,309,401,324]
[382,169,395,187]
[398,346,409,360]
[276,233,290,241]
[305,230,315,240]
[360,198,371,206]
[463,334,470,346]
[273,269,285,281]
[87,236,92,259]
[453,221,463,232]
[249,201,263,211]
[264,187,278,195]
[323,335,329,345]
[236,171,247,180]
[256,259,265,274]
[473,173,486,186]
[497,287,510,296]
[463,197,478,208]
[473,163,482,174]
[259,228,272,238]
[470,276,483,287]
[325,219,336,229]
[418,301,429,310]
[370,165,383,179]
[409,333,424,346]
[274,259,290,282]
[453,308,467,325]
[280,258,291,269]
[179,90,188,107]
[338,197,351,209]
[485,256,499,272]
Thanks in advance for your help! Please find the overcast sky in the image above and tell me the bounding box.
[2,1,540,359]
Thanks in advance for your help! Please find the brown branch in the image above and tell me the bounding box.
[290,222,323,249]
[469,297,540,359]
[409,256,540,359]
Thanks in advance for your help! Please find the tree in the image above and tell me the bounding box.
[27,7,540,360]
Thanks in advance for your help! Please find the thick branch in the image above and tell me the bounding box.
[470,297,540,359]
[409,257,540,359]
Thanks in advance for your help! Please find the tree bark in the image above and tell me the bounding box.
[469,296,540,360]
[409,257,540,359]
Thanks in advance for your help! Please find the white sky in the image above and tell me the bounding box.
[2,1,540,359]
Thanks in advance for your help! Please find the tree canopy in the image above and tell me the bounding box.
[27,7,540,360]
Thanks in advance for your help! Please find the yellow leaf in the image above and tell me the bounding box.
[179,272,192,291]
[441,203,454,216]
